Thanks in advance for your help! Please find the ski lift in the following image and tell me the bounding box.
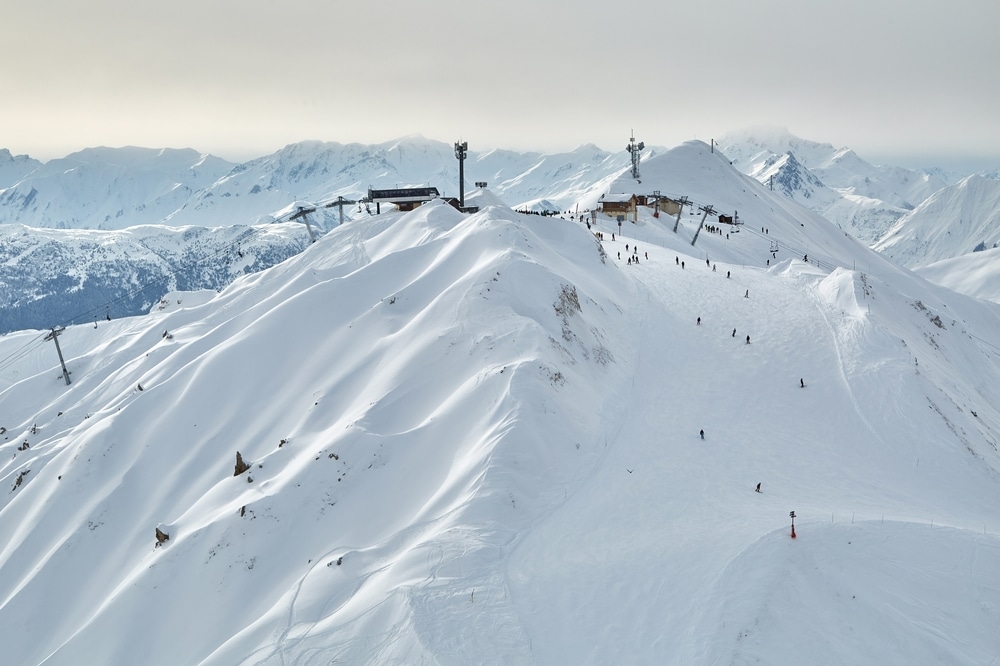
[770,241,779,253]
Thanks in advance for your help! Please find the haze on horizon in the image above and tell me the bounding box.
[3,0,999,172]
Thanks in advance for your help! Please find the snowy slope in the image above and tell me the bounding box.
[1,145,1000,665]
[0,149,42,189]
[916,246,1000,304]
[873,174,1000,268]
[0,147,235,230]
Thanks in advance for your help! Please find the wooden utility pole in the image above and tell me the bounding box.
[45,326,71,385]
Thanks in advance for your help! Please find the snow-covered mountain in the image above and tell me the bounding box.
[873,174,1000,268]
[4,132,1000,336]
[0,138,643,232]
[0,149,42,189]
[2,142,999,664]
[916,246,1000,304]
[0,222,310,334]
[716,126,959,246]
[0,139,647,333]
[0,146,236,230]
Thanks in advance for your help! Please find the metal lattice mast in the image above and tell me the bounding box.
[454,141,468,208]
[626,131,644,180]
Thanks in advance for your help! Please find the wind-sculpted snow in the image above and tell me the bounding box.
[0,201,631,664]
[1,144,1000,665]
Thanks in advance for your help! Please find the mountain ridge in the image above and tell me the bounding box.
[2,142,999,662]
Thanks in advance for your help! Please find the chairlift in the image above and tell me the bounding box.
[770,241,779,253]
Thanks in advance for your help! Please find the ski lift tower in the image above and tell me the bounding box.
[626,131,644,180]
[454,140,468,208]
[288,206,318,243]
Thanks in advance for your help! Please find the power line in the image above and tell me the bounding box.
[0,333,48,377]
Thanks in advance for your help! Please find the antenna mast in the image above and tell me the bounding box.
[454,141,468,208]
[626,130,645,180]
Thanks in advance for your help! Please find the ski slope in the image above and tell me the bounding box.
[1,144,999,665]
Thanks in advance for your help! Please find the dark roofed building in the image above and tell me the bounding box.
[367,186,440,212]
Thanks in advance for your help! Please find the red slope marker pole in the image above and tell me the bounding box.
[790,511,797,539]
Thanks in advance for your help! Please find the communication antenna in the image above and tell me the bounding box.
[626,131,645,180]
[454,141,468,208]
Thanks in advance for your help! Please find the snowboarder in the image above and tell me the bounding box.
[699,429,704,440]
[755,483,761,493]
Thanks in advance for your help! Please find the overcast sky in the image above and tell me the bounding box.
[3,0,998,171]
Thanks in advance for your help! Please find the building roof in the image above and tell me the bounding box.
[368,187,440,203]
[601,193,635,204]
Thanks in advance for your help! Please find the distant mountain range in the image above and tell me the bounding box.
[716,127,1000,273]
[1,131,998,334]
[0,138,637,231]
[0,223,309,334]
